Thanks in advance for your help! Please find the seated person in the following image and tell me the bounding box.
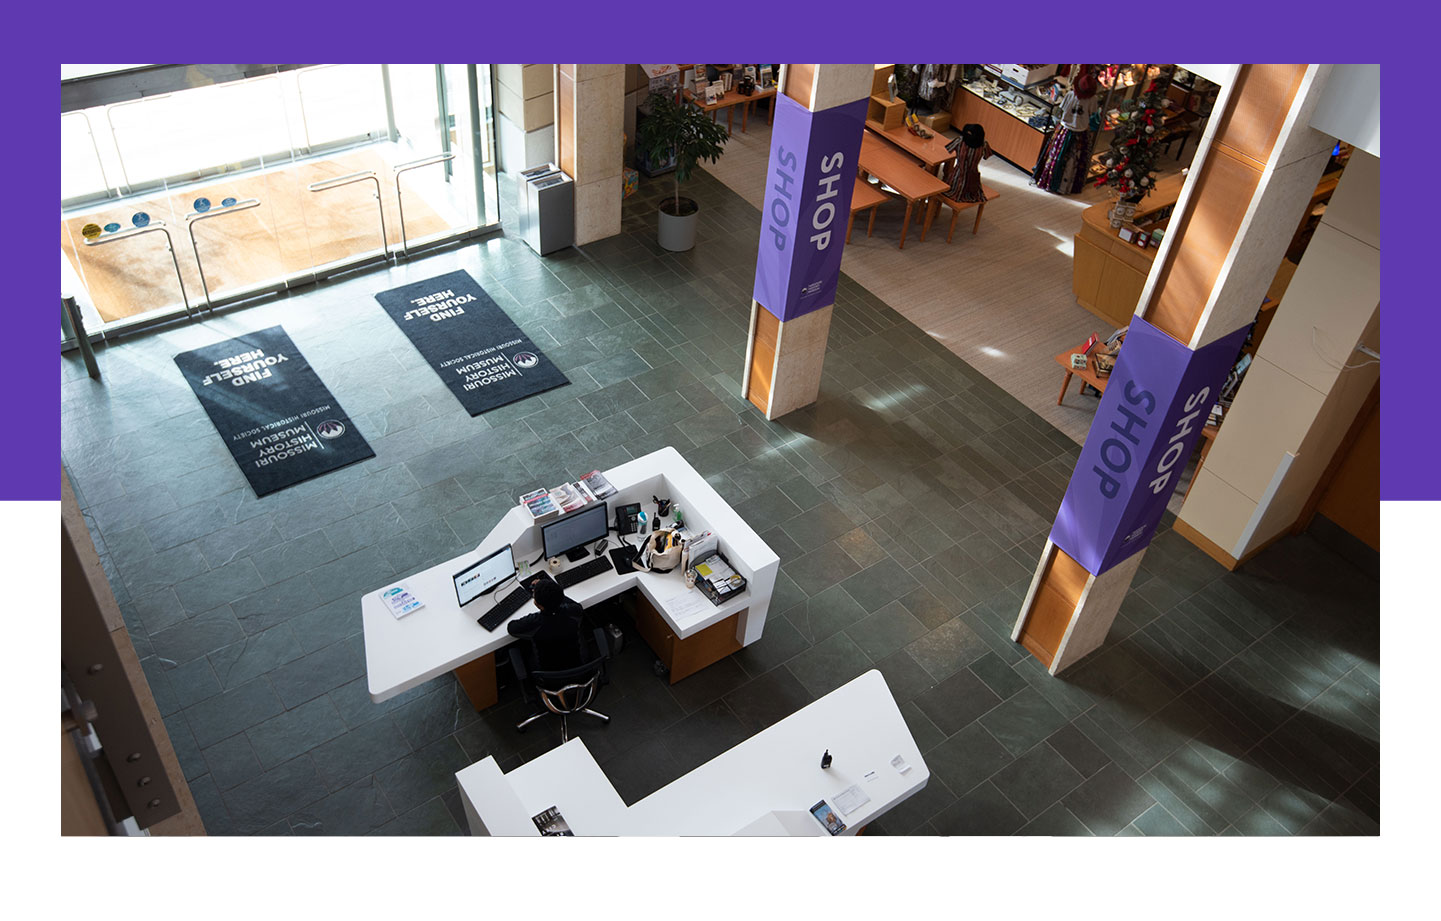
[944,123,992,203]
[508,579,588,673]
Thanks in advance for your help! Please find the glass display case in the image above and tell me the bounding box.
[960,65,1063,129]
[950,65,1064,167]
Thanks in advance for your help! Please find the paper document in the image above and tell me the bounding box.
[659,590,714,621]
[833,784,871,816]
[380,583,424,619]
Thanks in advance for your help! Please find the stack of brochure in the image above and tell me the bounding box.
[520,479,600,520]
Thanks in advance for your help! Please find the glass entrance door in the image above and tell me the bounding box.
[60,64,502,340]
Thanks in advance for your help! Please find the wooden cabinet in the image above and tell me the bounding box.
[628,591,743,684]
[1072,233,1107,306]
[1096,259,1148,327]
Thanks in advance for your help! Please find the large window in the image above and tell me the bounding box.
[61,64,501,339]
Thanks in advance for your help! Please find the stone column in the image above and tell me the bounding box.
[556,65,624,246]
[1014,65,1341,674]
[494,65,555,173]
[1174,150,1380,564]
[741,64,873,420]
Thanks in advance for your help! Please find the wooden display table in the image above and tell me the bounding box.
[864,119,956,174]
[847,177,890,243]
[683,86,776,135]
[857,133,949,249]
[1053,341,1113,406]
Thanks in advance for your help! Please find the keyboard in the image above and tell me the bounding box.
[478,585,532,631]
[555,555,615,589]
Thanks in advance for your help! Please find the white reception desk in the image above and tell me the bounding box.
[361,447,780,707]
[455,670,929,836]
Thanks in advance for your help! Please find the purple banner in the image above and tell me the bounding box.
[752,93,867,322]
[1050,317,1252,575]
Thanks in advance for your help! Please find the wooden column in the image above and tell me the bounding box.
[556,65,624,246]
[1015,65,1341,674]
[741,64,872,420]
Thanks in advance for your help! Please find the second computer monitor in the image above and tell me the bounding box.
[542,502,609,562]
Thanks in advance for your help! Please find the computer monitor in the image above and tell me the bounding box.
[542,502,609,562]
[453,544,516,607]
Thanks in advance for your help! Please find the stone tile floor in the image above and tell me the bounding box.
[60,167,1379,836]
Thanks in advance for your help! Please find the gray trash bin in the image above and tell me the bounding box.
[517,163,574,256]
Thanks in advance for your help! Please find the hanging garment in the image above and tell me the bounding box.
[918,64,940,101]
[1032,124,1094,195]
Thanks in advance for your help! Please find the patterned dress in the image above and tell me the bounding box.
[1033,90,1100,195]
[944,137,992,203]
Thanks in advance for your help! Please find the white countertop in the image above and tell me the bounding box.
[362,446,779,702]
[456,669,930,836]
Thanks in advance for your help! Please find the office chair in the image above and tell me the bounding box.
[509,626,611,743]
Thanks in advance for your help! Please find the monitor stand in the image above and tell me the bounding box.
[563,545,591,563]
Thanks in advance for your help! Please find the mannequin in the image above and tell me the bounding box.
[1032,67,1101,195]
[944,123,992,203]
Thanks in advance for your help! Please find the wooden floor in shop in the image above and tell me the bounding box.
[62,148,454,323]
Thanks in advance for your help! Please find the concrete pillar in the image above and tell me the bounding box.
[556,65,624,246]
[494,65,555,173]
[1014,65,1342,674]
[741,64,873,420]
[1174,150,1380,564]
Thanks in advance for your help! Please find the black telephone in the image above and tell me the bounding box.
[616,503,642,535]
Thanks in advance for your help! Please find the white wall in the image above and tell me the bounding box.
[1310,64,1380,157]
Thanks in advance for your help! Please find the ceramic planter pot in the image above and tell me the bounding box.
[657,197,699,252]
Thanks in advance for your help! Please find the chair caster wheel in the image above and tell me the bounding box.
[652,660,669,678]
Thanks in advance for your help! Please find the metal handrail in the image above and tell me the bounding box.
[185,198,262,310]
[393,152,455,256]
[82,221,192,316]
[307,170,388,259]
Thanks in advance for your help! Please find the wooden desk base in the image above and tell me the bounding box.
[453,587,747,709]
[454,653,498,711]
[629,592,742,684]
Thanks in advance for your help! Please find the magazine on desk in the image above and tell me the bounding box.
[521,480,600,520]
[532,805,574,836]
[579,469,616,499]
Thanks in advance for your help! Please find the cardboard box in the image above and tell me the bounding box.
[985,64,1058,87]
[920,112,950,133]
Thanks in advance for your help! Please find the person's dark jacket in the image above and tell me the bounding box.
[507,599,588,673]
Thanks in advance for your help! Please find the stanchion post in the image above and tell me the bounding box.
[62,295,101,380]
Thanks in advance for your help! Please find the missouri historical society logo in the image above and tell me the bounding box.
[315,420,346,439]
[512,352,539,369]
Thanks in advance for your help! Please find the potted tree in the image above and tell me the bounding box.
[635,90,729,252]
